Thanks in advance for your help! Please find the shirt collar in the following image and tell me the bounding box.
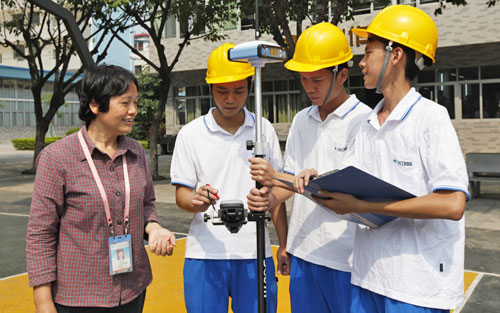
[78,125,139,161]
[367,87,422,127]
[203,107,255,134]
[307,94,362,122]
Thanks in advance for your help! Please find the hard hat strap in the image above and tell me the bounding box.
[322,66,339,106]
[415,52,425,71]
[376,41,393,94]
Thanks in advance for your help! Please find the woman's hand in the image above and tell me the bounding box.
[35,302,57,313]
[33,284,57,313]
[293,169,318,194]
[147,223,177,256]
[192,185,219,212]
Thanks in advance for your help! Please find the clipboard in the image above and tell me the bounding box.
[275,166,415,228]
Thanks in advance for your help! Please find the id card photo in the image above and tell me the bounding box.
[109,235,133,275]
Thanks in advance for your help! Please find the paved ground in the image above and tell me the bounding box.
[1,141,500,312]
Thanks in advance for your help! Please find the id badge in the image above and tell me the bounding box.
[108,234,133,275]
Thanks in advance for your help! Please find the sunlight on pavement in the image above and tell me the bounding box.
[0,239,477,313]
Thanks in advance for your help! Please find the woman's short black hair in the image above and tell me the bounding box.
[76,64,138,126]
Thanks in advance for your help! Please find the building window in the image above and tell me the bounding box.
[482,83,500,118]
[135,65,142,75]
[351,0,390,15]
[174,86,212,125]
[418,69,436,83]
[416,65,500,120]
[458,67,478,81]
[134,41,144,51]
[352,0,372,15]
[241,4,255,30]
[373,0,390,10]
[164,14,177,39]
[1,79,16,98]
[481,65,500,79]
[461,83,480,119]
[397,0,416,6]
[4,111,11,127]
[247,80,302,123]
[173,80,302,126]
[224,7,238,31]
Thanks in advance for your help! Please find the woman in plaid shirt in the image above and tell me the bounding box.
[26,65,176,313]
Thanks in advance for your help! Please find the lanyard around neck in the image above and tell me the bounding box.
[78,130,130,236]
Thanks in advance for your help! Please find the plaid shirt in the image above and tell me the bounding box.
[26,126,160,307]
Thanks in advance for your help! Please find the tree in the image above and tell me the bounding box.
[238,0,359,107]
[128,68,162,141]
[111,0,239,180]
[0,0,124,173]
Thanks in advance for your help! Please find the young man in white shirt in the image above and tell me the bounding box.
[170,43,285,313]
[313,5,469,313]
[247,23,371,313]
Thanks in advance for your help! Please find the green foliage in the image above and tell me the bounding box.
[11,137,63,150]
[121,0,239,44]
[128,68,163,141]
[11,136,148,151]
[65,127,81,136]
[138,140,149,150]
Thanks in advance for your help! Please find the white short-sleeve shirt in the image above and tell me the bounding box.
[170,107,283,259]
[284,95,372,272]
[352,88,469,309]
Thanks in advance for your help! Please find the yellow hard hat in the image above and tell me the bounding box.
[205,43,255,84]
[285,22,353,73]
[352,5,438,63]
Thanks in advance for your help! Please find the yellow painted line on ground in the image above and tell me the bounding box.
[144,238,291,313]
[464,271,479,293]
[0,273,35,313]
[453,271,483,313]
[0,240,480,313]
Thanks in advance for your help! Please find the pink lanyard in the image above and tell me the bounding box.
[78,130,130,236]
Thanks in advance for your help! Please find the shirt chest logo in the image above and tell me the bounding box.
[333,146,347,152]
[393,159,413,167]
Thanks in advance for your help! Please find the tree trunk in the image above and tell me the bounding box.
[25,118,50,174]
[148,76,171,180]
[25,92,64,174]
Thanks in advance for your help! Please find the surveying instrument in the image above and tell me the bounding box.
[203,2,287,312]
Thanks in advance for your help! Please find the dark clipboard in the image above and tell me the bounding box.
[274,166,415,228]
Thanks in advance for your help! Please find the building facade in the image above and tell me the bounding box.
[0,6,135,141]
[155,0,500,155]
[0,65,81,140]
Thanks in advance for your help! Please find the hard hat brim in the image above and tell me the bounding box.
[285,53,353,73]
[284,59,329,73]
[352,28,369,38]
[205,73,254,85]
